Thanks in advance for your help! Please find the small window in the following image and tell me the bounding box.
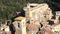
[51,15,55,19]
[30,6,35,8]
[47,20,54,25]
[44,15,46,18]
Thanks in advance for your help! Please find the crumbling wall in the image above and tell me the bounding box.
[24,3,53,34]
[24,3,53,23]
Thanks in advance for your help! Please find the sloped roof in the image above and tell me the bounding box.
[14,16,25,21]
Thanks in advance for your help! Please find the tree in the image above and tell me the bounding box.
[46,0,60,11]
[0,0,45,24]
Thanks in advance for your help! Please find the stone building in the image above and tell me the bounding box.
[24,3,53,23]
[23,3,53,34]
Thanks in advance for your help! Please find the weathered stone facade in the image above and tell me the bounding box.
[24,3,54,34]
